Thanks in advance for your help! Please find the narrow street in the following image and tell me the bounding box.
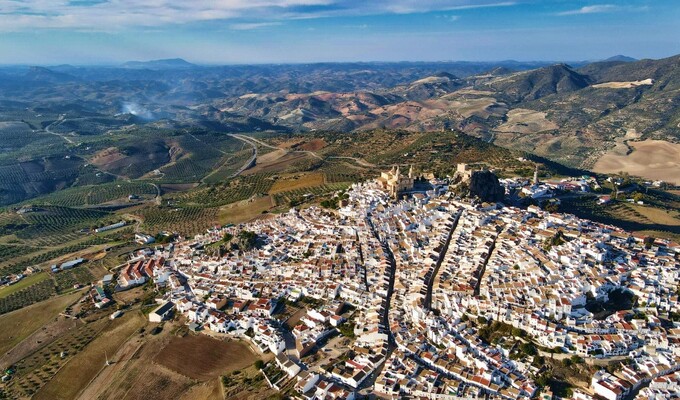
[423,209,463,311]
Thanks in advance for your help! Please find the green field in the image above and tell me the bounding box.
[0,272,49,299]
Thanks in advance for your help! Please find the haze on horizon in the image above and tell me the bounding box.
[0,0,678,65]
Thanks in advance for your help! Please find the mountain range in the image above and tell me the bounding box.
[0,55,678,181]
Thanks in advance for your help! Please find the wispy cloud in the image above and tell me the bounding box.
[0,0,521,31]
[230,22,282,30]
[556,4,648,16]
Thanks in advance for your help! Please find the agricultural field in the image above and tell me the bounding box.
[0,291,82,358]
[0,244,38,264]
[32,311,147,400]
[0,272,49,299]
[269,172,325,194]
[75,319,263,400]
[26,182,158,207]
[137,206,219,237]
[158,157,214,183]
[53,267,95,294]
[0,206,110,245]
[0,279,56,315]
[176,174,275,207]
[203,148,257,184]
[561,197,680,242]
[219,196,274,225]
[594,140,680,185]
[0,233,127,276]
[155,335,256,380]
[272,182,352,207]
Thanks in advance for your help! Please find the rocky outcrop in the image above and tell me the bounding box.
[469,170,504,202]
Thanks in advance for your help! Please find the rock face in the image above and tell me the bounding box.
[469,170,504,202]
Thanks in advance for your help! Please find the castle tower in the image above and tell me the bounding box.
[533,165,539,186]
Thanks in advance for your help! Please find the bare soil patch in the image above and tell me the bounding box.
[219,196,274,225]
[594,140,680,184]
[296,138,327,151]
[90,147,126,167]
[155,334,256,380]
[244,152,311,174]
[256,148,288,164]
[269,172,325,194]
[495,108,558,134]
[592,79,653,89]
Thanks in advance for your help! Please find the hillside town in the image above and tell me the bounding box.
[118,168,680,400]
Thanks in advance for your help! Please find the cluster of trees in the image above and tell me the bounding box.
[320,191,350,209]
[543,230,566,250]
[238,230,258,250]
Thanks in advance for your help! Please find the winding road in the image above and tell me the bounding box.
[225,134,258,177]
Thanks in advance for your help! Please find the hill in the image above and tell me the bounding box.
[0,55,678,187]
[121,58,197,70]
[603,55,637,62]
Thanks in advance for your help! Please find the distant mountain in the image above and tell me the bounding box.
[475,64,591,102]
[24,66,79,83]
[0,56,678,175]
[121,58,197,70]
[603,55,637,62]
[390,73,463,100]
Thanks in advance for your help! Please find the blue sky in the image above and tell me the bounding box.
[0,0,677,65]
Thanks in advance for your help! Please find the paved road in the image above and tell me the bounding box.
[226,134,258,177]
[44,116,75,144]
[423,209,463,311]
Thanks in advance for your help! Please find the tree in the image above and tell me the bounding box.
[535,373,550,387]
[254,360,264,369]
[238,230,258,250]
[643,236,655,250]
[543,202,559,213]
[520,342,537,356]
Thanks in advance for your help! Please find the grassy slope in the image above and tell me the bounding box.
[0,272,49,299]
[34,311,147,400]
[0,292,81,356]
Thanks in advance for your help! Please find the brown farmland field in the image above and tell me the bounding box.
[594,140,680,184]
[155,334,257,380]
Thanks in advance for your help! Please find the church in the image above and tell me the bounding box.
[378,165,415,199]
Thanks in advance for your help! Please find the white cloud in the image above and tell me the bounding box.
[556,4,649,16]
[557,4,618,16]
[230,22,282,30]
[0,0,521,31]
